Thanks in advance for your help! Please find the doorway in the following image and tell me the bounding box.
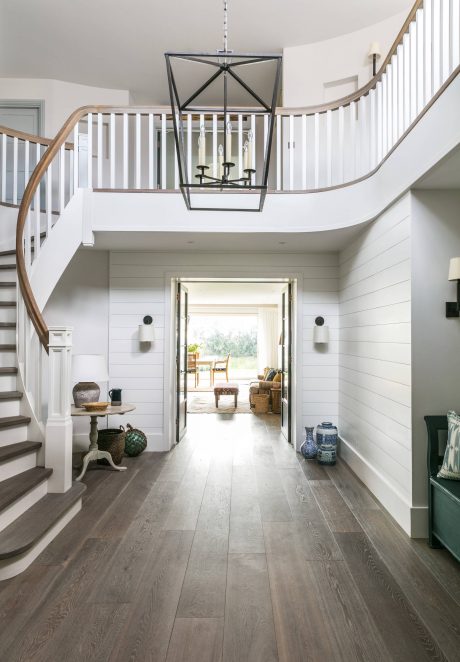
[174,278,295,446]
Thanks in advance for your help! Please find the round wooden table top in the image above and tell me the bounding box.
[71,404,136,417]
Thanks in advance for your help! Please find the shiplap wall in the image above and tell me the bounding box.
[339,194,412,533]
[108,251,339,451]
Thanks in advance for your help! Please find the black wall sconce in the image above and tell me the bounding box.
[447,258,460,317]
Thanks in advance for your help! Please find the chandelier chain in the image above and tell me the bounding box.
[223,0,228,52]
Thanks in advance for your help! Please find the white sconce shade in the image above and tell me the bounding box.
[139,313,155,342]
[368,41,381,58]
[314,325,329,344]
[448,257,460,280]
[71,354,109,383]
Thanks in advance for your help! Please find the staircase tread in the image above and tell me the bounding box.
[0,345,16,351]
[0,323,16,328]
[0,265,16,270]
[0,302,16,307]
[0,441,41,463]
[0,282,16,287]
[0,367,18,375]
[0,482,85,559]
[0,467,53,514]
[0,415,31,429]
[0,250,15,257]
[0,391,22,400]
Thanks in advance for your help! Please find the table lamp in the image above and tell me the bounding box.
[72,354,109,407]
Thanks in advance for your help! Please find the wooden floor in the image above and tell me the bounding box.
[1,414,460,661]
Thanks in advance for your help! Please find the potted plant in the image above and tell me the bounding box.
[187,342,201,358]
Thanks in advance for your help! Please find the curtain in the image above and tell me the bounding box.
[257,307,279,373]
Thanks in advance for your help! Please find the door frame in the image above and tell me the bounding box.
[0,100,45,136]
[164,272,301,450]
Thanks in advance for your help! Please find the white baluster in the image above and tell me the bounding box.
[135,113,141,189]
[398,44,404,140]
[433,0,442,91]
[276,115,281,190]
[369,90,376,169]
[392,56,398,145]
[326,110,332,186]
[238,114,243,179]
[161,113,166,189]
[377,81,383,163]
[12,136,18,205]
[358,98,365,176]
[453,0,460,69]
[34,143,41,261]
[251,114,256,171]
[387,64,393,148]
[24,211,31,271]
[301,114,307,190]
[289,114,294,191]
[314,113,320,188]
[73,123,79,191]
[69,147,74,198]
[187,113,192,183]
[349,104,356,179]
[110,113,116,188]
[46,163,52,235]
[174,118,179,190]
[338,106,345,183]
[442,0,451,82]
[403,34,411,130]
[212,114,218,179]
[1,133,6,202]
[24,140,29,203]
[425,0,433,102]
[417,9,425,115]
[148,113,154,189]
[263,115,268,160]
[45,327,73,493]
[123,113,129,189]
[59,145,65,212]
[87,113,93,188]
[410,22,418,122]
[97,113,103,188]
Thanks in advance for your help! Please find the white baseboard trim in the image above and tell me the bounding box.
[0,499,82,581]
[339,436,427,538]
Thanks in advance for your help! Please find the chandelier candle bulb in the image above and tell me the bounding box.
[218,144,224,178]
[247,131,254,169]
[226,121,232,163]
[243,141,249,171]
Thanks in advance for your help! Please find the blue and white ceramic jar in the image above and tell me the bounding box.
[316,422,338,466]
[300,426,317,459]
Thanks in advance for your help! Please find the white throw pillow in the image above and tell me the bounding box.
[438,410,460,480]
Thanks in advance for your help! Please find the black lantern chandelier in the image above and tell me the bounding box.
[165,0,282,211]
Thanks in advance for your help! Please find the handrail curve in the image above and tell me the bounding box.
[0,124,74,149]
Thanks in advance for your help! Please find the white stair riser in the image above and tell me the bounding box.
[0,354,17,368]
[0,399,20,417]
[0,499,81,581]
[0,424,28,444]
[0,271,16,283]
[0,329,15,344]
[0,452,37,482]
[0,256,16,267]
[0,309,16,323]
[0,288,17,302]
[0,375,17,391]
[0,480,48,533]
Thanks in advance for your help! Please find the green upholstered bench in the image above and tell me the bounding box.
[424,416,460,562]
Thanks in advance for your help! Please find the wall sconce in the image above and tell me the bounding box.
[314,316,329,344]
[446,258,460,317]
[368,42,381,76]
[139,315,155,342]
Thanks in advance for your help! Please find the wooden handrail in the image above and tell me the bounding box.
[15,0,425,351]
[0,124,74,149]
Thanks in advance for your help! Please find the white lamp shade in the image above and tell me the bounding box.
[139,324,155,342]
[368,41,381,58]
[449,257,460,280]
[314,325,329,344]
[72,354,109,383]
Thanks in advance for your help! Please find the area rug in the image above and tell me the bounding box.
[188,387,252,414]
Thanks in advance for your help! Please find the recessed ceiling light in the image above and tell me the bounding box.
[278,241,286,245]
[187,240,195,244]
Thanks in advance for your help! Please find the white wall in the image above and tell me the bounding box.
[339,194,413,534]
[43,249,109,446]
[0,78,130,136]
[283,10,408,107]
[108,251,339,452]
[411,190,460,512]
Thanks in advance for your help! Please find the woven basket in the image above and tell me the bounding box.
[97,427,126,465]
[251,393,270,414]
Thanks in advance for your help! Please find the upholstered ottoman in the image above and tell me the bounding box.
[214,383,239,408]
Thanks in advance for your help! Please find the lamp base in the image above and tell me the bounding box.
[73,381,101,407]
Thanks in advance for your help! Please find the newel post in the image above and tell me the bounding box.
[45,326,73,493]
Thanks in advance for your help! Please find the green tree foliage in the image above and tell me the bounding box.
[202,329,257,357]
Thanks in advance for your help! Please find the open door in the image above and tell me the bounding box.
[176,281,188,443]
[281,282,292,443]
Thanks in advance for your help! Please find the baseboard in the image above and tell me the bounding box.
[339,435,424,537]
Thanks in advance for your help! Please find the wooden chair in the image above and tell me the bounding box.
[211,354,230,384]
[187,352,199,388]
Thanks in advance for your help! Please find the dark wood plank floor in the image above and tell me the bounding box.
[1,413,460,661]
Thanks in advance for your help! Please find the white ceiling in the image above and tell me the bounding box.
[186,281,284,305]
[92,224,369,252]
[0,0,412,104]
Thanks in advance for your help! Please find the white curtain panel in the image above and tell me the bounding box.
[257,307,279,372]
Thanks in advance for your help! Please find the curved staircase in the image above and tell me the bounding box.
[0,249,84,581]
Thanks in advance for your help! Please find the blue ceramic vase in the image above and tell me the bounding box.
[300,426,317,459]
[316,422,338,466]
